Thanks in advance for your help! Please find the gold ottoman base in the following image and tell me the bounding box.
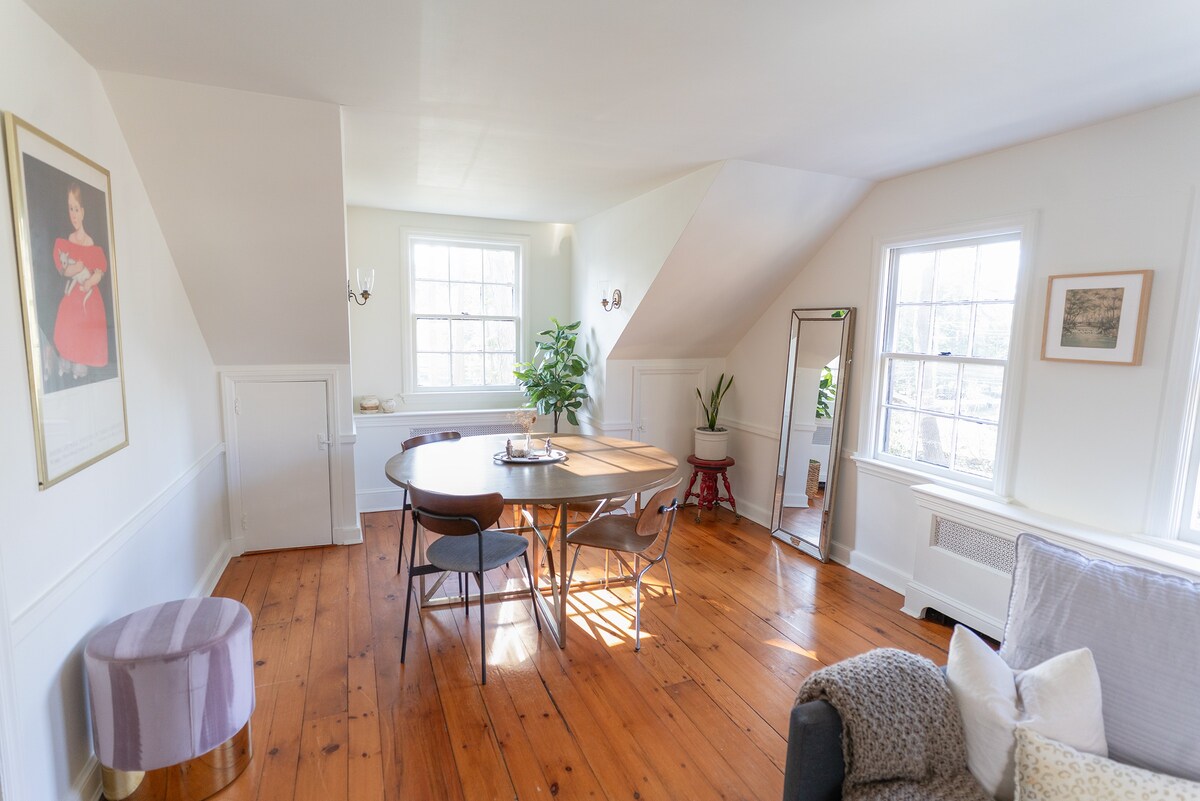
[100,722,252,801]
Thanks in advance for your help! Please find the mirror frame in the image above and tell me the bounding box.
[769,307,855,562]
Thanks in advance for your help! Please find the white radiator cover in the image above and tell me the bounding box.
[408,422,514,438]
[905,500,1017,639]
[353,409,529,513]
[904,483,1200,639]
[932,518,1016,575]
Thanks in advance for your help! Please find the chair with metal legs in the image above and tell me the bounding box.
[395,431,461,575]
[564,495,632,583]
[565,480,681,650]
[400,484,541,684]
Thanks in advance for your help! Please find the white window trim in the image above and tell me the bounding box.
[399,229,531,398]
[1149,187,1200,542]
[858,212,1039,500]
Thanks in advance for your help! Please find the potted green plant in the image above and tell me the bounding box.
[694,373,734,460]
[816,366,836,419]
[513,318,590,433]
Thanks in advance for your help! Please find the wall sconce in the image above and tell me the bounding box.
[600,282,622,312]
[348,269,375,306]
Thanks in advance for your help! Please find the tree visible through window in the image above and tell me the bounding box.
[876,233,1021,485]
[410,236,521,389]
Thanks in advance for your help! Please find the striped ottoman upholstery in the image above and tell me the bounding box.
[84,597,255,800]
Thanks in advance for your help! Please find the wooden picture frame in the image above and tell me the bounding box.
[1041,269,1152,366]
[4,113,128,488]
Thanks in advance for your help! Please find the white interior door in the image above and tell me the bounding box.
[634,367,704,483]
[235,380,333,551]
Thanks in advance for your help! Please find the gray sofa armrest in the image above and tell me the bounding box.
[782,699,844,801]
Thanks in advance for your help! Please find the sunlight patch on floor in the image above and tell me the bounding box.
[764,637,818,660]
[560,579,671,649]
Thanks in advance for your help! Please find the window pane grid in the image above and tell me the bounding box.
[411,237,520,390]
[878,233,1020,485]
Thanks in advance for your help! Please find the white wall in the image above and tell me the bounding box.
[346,206,572,413]
[571,160,867,495]
[726,93,1200,589]
[0,1,229,797]
[99,75,361,554]
[573,164,720,422]
[100,72,351,366]
[613,161,870,360]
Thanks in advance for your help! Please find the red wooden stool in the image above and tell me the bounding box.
[683,455,739,522]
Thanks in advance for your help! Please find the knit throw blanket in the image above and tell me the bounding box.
[795,648,990,801]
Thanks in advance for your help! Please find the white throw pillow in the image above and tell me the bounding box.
[946,625,1106,801]
[1015,727,1200,800]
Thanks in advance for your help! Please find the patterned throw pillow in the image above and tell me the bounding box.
[1015,727,1200,800]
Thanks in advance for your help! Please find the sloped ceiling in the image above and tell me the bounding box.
[608,161,870,360]
[101,72,350,365]
[21,0,1200,222]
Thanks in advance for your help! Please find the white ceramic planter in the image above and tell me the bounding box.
[694,427,729,461]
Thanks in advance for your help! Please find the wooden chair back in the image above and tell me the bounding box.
[408,484,505,537]
[402,430,461,452]
[635,480,682,539]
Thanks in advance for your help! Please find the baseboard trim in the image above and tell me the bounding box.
[67,755,100,801]
[904,580,1005,639]
[357,487,406,514]
[334,525,363,545]
[829,542,910,594]
[195,541,233,598]
[732,498,771,529]
[12,443,227,644]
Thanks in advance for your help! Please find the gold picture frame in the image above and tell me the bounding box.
[1041,269,1152,366]
[4,113,128,488]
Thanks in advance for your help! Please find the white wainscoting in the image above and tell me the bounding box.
[721,416,780,526]
[12,445,230,801]
[905,483,1200,639]
[576,413,636,440]
[354,408,528,513]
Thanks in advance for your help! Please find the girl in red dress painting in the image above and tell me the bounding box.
[52,183,108,379]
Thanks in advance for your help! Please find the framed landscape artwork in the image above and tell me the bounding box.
[1041,269,1152,366]
[4,113,127,488]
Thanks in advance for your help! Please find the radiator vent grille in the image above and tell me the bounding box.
[408,423,515,438]
[933,517,1016,574]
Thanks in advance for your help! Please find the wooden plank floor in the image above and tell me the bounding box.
[210,509,952,801]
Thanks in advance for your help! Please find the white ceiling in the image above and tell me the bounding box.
[25,0,1200,222]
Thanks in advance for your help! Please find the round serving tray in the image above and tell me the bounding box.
[493,448,568,464]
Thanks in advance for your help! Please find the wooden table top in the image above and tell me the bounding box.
[384,433,679,505]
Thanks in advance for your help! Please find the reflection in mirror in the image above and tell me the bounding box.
[770,308,855,562]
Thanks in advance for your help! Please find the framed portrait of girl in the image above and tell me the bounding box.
[4,113,128,489]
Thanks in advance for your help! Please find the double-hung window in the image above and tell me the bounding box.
[409,235,522,390]
[875,232,1022,488]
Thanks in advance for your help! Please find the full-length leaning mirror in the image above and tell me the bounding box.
[770,307,855,562]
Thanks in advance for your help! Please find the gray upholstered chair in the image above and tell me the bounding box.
[400,484,540,684]
[565,480,681,650]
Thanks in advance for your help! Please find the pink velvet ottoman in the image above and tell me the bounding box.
[84,597,255,801]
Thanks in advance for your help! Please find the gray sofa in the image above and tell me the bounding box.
[783,533,1200,800]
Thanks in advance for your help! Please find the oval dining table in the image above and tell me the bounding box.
[385,433,679,647]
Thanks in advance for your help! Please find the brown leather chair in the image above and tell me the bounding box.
[395,431,461,574]
[401,484,541,684]
[564,480,681,650]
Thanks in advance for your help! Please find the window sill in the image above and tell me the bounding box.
[909,483,1200,582]
[851,454,1013,504]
